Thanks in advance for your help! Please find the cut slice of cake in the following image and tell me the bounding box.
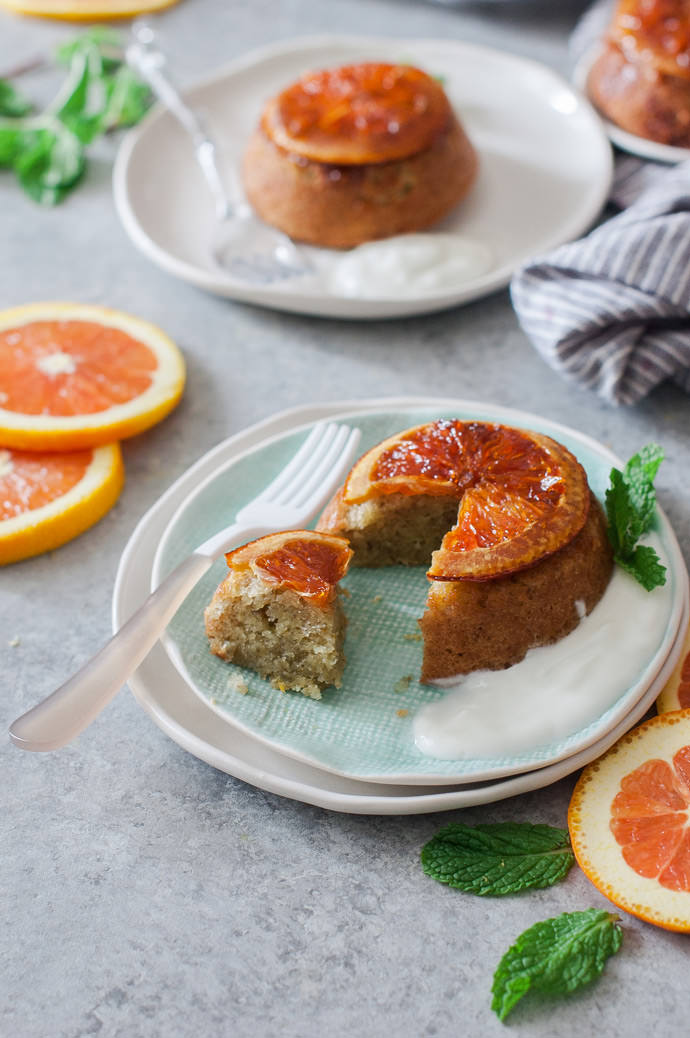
[204,529,352,699]
[317,418,613,680]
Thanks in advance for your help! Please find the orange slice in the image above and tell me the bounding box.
[341,419,590,580]
[262,62,452,165]
[226,530,353,607]
[0,443,124,564]
[0,0,179,19]
[569,711,690,932]
[0,302,185,451]
[657,622,690,714]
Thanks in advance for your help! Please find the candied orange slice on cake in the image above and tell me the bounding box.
[0,443,123,564]
[225,530,353,606]
[261,62,452,165]
[341,419,590,580]
[0,302,185,451]
[569,710,690,932]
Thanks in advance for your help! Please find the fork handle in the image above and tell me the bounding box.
[9,552,213,752]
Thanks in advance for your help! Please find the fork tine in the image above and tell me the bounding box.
[258,422,334,502]
[270,424,342,505]
[288,426,358,510]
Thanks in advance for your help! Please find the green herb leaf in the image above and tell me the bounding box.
[605,443,666,591]
[421,822,575,896]
[101,65,151,130]
[55,26,123,70]
[491,908,623,1022]
[0,79,32,118]
[0,27,150,205]
[14,122,85,205]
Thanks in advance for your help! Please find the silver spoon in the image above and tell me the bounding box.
[126,22,312,284]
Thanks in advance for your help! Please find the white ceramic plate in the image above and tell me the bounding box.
[113,35,612,319]
[573,46,690,164]
[147,399,688,788]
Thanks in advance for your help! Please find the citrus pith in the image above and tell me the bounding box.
[0,302,185,451]
[0,443,124,564]
[657,622,690,714]
[0,0,179,19]
[569,710,690,932]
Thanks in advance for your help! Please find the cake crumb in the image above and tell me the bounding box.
[227,673,249,695]
[394,675,412,693]
[403,632,422,642]
[396,708,409,718]
[372,594,383,603]
[8,636,20,647]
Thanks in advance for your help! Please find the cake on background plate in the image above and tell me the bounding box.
[587,0,690,146]
[243,61,478,248]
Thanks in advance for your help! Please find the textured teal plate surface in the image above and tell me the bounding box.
[152,403,684,784]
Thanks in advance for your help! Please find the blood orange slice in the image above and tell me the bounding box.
[262,62,452,165]
[0,302,185,451]
[569,710,690,932]
[342,419,590,580]
[226,530,353,607]
[0,0,179,19]
[0,443,123,564]
[657,622,690,714]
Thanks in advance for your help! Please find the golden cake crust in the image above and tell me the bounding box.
[587,1,690,146]
[242,62,478,249]
[419,494,613,680]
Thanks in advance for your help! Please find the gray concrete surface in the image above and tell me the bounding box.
[2,2,689,1036]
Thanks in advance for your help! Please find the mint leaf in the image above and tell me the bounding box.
[491,908,622,1022]
[0,79,32,117]
[421,822,575,896]
[101,65,150,130]
[0,28,149,205]
[14,122,84,205]
[55,26,123,70]
[605,444,666,591]
[616,544,666,592]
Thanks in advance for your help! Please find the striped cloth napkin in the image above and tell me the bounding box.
[510,158,690,405]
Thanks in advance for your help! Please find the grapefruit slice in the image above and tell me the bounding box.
[657,622,690,714]
[569,710,690,932]
[0,0,179,19]
[226,530,353,607]
[341,419,590,580]
[0,302,185,451]
[0,443,124,564]
[262,62,452,165]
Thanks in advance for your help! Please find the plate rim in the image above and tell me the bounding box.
[147,396,688,785]
[113,397,689,814]
[113,33,613,319]
[572,44,690,165]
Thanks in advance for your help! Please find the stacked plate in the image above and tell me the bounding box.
[113,398,689,814]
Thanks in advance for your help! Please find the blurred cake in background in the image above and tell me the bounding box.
[587,0,690,146]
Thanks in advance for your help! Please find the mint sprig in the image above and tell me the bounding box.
[0,28,150,206]
[491,909,623,1022]
[421,822,575,896]
[605,443,666,591]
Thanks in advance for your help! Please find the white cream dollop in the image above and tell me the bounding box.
[413,536,674,761]
[327,233,493,298]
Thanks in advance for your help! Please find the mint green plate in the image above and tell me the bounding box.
[151,401,685,784]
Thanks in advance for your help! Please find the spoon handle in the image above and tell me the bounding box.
[126,21,232,220]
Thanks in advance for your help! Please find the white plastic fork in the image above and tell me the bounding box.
[9,422,360,752]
